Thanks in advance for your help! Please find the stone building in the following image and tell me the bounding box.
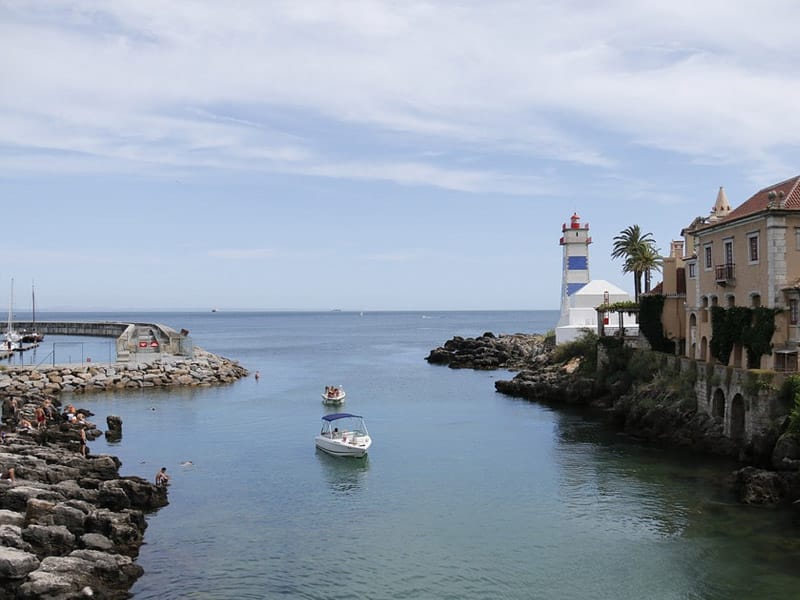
[678,175,800,371]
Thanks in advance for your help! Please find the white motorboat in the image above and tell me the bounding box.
[315,413,371,457]
[321,385,346,405]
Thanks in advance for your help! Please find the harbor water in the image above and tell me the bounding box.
[29,310,800,599]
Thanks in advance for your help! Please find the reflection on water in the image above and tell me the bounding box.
[316,451,370,495]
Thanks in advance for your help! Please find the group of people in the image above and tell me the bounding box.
[325,385,343,399]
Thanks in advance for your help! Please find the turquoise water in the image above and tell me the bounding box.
[41,311,800,599]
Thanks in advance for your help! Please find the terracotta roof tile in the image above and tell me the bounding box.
[721,175,800,222]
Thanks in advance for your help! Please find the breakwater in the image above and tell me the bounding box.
[0,349,249,396]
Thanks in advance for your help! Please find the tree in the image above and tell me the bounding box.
[611,225,661,301]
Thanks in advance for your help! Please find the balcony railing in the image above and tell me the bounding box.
[715,262,735,286]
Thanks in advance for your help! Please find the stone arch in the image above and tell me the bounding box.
[730,393,746,442]
[689,313,697,358]
[712,388,725,421]
[700,336,708,362]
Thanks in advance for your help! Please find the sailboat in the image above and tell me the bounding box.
[21,281,44,343]
[4,279,22,351]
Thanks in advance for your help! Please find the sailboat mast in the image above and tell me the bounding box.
[7,278,13,334]
[32,281,35,326]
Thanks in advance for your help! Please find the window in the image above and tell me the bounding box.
[752,294,761,308]
[704,245,713,270]
[688,262,696,278]
[791,299,799,325]
[724,239,734,265]
[796,228,800,251]
[748,233,759,263]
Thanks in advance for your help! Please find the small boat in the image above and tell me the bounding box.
[315,413,371,457]
[322,385,346,405]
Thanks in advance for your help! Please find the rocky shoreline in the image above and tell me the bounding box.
[0,349,249,598]
[427,333,800,509]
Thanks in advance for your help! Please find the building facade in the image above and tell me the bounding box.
[680,176,800,371]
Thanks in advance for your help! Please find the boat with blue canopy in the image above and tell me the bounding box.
[315,413,371,457]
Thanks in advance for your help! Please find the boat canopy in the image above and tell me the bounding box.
[322,413,362,421]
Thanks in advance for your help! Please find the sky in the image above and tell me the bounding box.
[2,0,800,311]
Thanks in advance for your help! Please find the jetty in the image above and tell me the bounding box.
[6,321,194,364]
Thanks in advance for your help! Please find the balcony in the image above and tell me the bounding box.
[715,262,735,286]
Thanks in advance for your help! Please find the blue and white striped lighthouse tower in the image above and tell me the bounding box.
[558,212,591,321]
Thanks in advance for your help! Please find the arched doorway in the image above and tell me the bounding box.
[730,393,746,442]
[712,388,725,421]
[700,336,708,362]
[689,313,697,358]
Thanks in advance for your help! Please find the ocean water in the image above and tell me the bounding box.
[32,310,800,599]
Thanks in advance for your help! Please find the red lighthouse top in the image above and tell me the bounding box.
[562,212,589,232]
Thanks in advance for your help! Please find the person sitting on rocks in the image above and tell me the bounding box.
[42,398,57,421]
[0,467,15,483]
[155,467,170,487]
[17,418,35,432]
[76,412,94,427]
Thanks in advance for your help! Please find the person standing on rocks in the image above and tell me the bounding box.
[35,405,46,429]
[79,426,87,457]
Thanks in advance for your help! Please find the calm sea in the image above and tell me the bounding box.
[25,310,800,599]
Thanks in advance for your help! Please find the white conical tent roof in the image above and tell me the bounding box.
[572,279,628,296]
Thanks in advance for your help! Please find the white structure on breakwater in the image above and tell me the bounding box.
[555,212,638,344]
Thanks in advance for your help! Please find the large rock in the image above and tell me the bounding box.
[21,524,76,557]
[427,333,551,370]
[0,546,39,580]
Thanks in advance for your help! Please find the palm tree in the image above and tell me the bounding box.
[611,225,661,301]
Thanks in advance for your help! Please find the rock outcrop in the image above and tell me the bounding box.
[0,431,166,598]
[426,332,553,370]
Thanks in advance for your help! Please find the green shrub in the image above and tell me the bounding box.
[788,381,800,435]
[552,330,597,365]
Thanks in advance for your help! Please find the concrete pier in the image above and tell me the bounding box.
[3,322,194,363]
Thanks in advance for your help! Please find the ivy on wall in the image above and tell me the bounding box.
[638,294,675,353]
[709,305,779,368]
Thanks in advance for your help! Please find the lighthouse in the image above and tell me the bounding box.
[554,212,636,344]
[558,212,591,318]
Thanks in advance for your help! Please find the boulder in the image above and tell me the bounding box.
[0,546,39,580]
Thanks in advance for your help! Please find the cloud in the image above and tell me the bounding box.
[3,0,800,189]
